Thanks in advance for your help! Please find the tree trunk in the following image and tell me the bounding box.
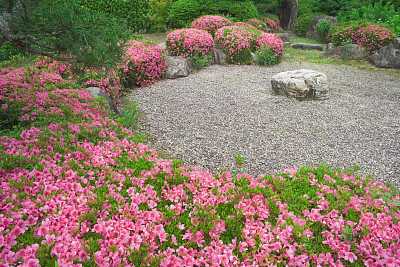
[278,0,298,30]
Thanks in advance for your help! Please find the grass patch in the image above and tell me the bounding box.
[141,32,168,44]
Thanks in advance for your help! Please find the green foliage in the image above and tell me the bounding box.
[79,0,150,32]
[190,55,212,69]
[254,0,281,17]
[121,99,140,129]
[384,14,400,36]
[337,0,397,24]
[255,44,282,66]
[0,41,25,61]
[293,13,326,37]
[314,19,332,40]
[298,0,316,16]
[3,0,131,71]
[234,153,245,165]
[168,0,259,28]
[310,0,350,16]
[149,0,173,33]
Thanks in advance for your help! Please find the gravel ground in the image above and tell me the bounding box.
[128,62,400,189]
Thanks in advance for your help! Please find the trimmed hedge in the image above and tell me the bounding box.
[169,0,259,29]
[79,0,150,32]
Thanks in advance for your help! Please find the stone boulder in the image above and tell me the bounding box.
[307,15,337,42]
[369,38,400,69]
[87,87,120,116]
[271,69,329,101]
[276,33,290,42]
[165,56,194,79]
[213,49,227,65]
[321,44,367,60]
[292,43,324,51]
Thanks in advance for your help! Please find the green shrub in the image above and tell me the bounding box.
[168,0,201,28]
[336,0,397,24]
[293,13,325,37]
[314,19,332,40]
[384,14,400,37]
[311,0,350,16]
[0,41,25,61]
[168,0,259,29]
[298,0,316,17]
[149,0,173,33]
[79,0,150,32]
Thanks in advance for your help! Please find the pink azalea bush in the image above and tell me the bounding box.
[247,19,268,32]
[254,33,284,66]
[120,40,167,88]
[1,64,400,266]
[233,22,257,30]
[330,23,396,54]
[260,17,280,32]
[166,28,214,61]
[214,26,263,64]
[191,15,232,37]
[35,56,124,101]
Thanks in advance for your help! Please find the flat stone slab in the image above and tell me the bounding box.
[292,43,324,51]
[271,69,329,100]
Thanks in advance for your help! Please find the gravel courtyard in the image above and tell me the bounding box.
[129,62,400,189]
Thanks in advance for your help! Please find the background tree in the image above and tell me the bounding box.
[0,0,130,70]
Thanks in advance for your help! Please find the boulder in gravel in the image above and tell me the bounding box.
[307,15,337,42]
[271,69,329,100]
[292,43,324,51]
[213,49,227,65]
[87,87,120,116]
[321,44,367,60]
[165,56,194,79]
[369,38,400,69]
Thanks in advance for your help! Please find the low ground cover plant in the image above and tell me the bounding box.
[191,15,232,37]
[166,28,214,66]
[2,52,399,267]
[330,22,396,54]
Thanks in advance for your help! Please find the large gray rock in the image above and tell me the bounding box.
[87,87,120,116]
[307,15,337,42]
[369,38,400,69]
[292,43,324,51]
[276,33,290,42]
[213,49,227,65]
[271,69,329,100]
[321,44,367,60]
[278,0,298,30]
[165,56,194,79]
[394,37,400,49]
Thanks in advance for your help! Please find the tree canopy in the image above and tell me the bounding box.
[0,0,130,70]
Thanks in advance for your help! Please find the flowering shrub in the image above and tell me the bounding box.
[1,65,400,266]
[191,15,231,37]
[120,40,167,88]
[247,18,268,31]
[330,23,396,54]
[215,26,263,64]
[233,22,256,30]
[260,17,280,32]
[35,57,124,101]
[166,28,214,60]
[254,33,284,66]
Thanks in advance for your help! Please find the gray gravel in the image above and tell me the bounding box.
[128,62,400,189]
